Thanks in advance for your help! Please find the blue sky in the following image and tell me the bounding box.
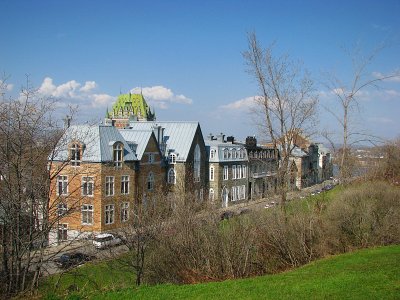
[1,0,399,144]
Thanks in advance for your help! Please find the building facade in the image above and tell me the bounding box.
[206,134,248,207]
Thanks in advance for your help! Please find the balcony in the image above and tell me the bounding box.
[251,171,277,179]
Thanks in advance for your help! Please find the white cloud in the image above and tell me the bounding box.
[0,80,14,91]
[130,85,192,109]
[372,71,400,83]
[80,81,97,93]
[38,77,114,108]
[220,96,259,110]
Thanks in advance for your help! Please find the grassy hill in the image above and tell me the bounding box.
[83,245,399,300]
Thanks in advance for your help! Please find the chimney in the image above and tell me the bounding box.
[226,136,235,143]
[208,133,214,141]
[111,120,116,127]
[246,136,257,148]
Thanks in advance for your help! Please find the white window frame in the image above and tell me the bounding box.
[121,202,129,222]
[237,165,242,179]
[169,153,176,164]
[81,204,93,225]
[82,176,94,197]
[113,143,123,168]
[105,176,115,196]
[105,204,114,225]
[70,143,81,166]
[232,165,237,179]
[209,165,215,181]
[210,149,216,159]
[242,165,247,178]
[57,175,68,196]
[223,165,228,180]
[223,148,229,160]
[121,175,129,195]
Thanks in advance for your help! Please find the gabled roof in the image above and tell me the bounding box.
[126,121,200,162]
[119,129,154,160]
[108,93,155,120]
[52,125,137,162]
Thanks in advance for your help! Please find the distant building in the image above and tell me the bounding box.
[206,134,248,207]
[244,137,279,200]
[105,93,156,128]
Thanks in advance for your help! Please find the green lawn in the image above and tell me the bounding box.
[91,245,400,300]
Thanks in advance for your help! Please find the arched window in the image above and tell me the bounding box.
[232,149,237,159]
[209,188,215,201]
[167,168,176,184]
[113,143,123,168]
[169,153,176,164]
[210,149,216,159]
[147,172,154,191]
[209,165,215,181]
[70,143,81,166]
[240,148,245,159]
[194,144,201,182]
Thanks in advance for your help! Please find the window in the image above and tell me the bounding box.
[121,175,129,194]
[82,177,94,196]
[240,185,246,200]
[231,186,238,201]
[169,153,176,164]
[232,149,237,159]
[242,165,247,178]
[105,176,114,196]
[194,144,201,182]
[57,175,68,195]
[57,203,67,216]
[121,202,129,222]
[70,143,81,166]
[223,148,229,160]
[209,165,215,181]
[82,204,93,225]
[147,172,154,191]
[58,224,68,241]
[237,165,242,179]
[113,143,123,168]
[240,149,245,159]
[199,189,203,201]
[168,168,176,184]
[210,149,216,159]
[148,153,155,163]
[232,165,237,179]
[223,165,228,180]
[105,204,114,224]
[209,188,215,201]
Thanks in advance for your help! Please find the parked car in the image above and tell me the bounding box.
[54,252,95,269]
[92,233,122,249]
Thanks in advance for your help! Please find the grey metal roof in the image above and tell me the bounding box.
[53,125,137,162]
[119,129,153,160]
[291,146,308,157]
[205,140,248,163]
[127,121,200,162]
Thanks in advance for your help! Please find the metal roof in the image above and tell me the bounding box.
[53,125,137,162]
[119,129,153,160]
[127,121,200,162]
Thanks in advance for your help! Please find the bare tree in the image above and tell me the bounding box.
[243,32,318,208]
[322,44,399,182]
[0,76,80,297]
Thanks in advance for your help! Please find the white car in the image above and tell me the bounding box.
[92,233,122,249]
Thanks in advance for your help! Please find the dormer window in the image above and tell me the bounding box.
[113,143,123,168]
[70,143,81,166]
[210,149,216,159]
[223,148,229,160]
[169,153,176,164]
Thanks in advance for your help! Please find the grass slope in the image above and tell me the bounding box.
[94,245,400,300]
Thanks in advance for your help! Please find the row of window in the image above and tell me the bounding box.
[220,165,247,181]
[57,202,130,225]
[248,150,276,159]
[209,148,246,160]
[208,185,246,201]
[57,173,155,196]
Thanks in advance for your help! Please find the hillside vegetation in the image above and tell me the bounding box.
[90,245,400,299]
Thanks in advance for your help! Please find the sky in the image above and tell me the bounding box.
[1,0,399,145]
